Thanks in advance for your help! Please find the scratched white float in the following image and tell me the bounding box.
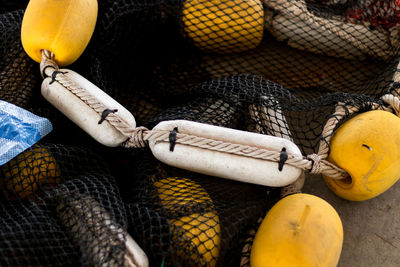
[41,69,136,147]
[149,120,303,187]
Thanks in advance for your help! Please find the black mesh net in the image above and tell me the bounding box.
[1,0,400,266]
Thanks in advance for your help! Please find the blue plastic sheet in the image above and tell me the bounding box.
[0,100,52,166]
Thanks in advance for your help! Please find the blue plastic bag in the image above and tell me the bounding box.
[0,100,52,166]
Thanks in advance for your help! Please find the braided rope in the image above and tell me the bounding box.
[38,50,349,178]
[40,50,58,78]
[317,104,357,159]
[122,126,150,148]
[144,129,309,167]
[40,50,394,181]
[41,50,138,141]
[144,129,353,179]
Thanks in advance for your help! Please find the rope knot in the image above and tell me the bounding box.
[306,153,349,179]
[306,153,323,174]
[40,50,59,78]
[122,126,149,148]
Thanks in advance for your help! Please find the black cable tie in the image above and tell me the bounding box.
[169,127,178,152]
[42,65,56,78]
[278,147,288,172]
[98,109,118,124]
[49,70,68,84]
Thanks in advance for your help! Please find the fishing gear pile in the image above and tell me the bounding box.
[1,0,400,266]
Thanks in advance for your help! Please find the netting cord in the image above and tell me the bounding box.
[265,0,399,60]
[40,50,400,183]
[40,50,141,141]
[38,50,344,178]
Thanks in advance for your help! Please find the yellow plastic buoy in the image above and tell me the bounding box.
[250,193,343,267]
[154,177,220,267]
[1,147,61,200]
[181,0,264,54]
[324,110,400,201]
[21,0,98,66]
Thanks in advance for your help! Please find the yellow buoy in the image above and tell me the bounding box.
[154,177,220,266]
[1,147,61,200]
[181,0,264,54]
[324,110,400,201]
[250,193,343,267]
[21,0,98,66]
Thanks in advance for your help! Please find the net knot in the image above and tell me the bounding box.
[306,153,323,174]
[122,126,149,148]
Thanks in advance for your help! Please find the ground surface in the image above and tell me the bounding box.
[303,174,400,267]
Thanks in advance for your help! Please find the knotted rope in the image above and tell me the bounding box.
[39,50,400,182]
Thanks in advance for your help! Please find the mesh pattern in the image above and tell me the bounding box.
[1,0,400,266]
[345,0,400,29]
[0,10,39,109]
[125,151,279,266]
[0,143,128,266]
[181,0,264,53]
[263,0,400,61]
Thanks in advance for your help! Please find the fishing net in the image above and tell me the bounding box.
[1,0,400,266]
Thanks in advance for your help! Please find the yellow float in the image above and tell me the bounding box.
[181,0,264,54]
[154,177,220,267]
[250,193,343,267]
[21,0,98,66]
[1,147,61,200]
[324,110,400,201]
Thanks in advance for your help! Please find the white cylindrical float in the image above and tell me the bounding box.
[149,120,303,187]
[41,69,136,147]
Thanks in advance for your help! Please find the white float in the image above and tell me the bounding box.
[41,69,136,147]
[125,234,149,267]
[149,120,303,187]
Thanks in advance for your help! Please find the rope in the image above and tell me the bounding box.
[141,129,352,179]
[41,50,400,181]
[309,101,390,180]
[40,50,58,78]
[148,131,312,168]
[38,49,347,178]
[40,50,138,142]
[122,126,149,148]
